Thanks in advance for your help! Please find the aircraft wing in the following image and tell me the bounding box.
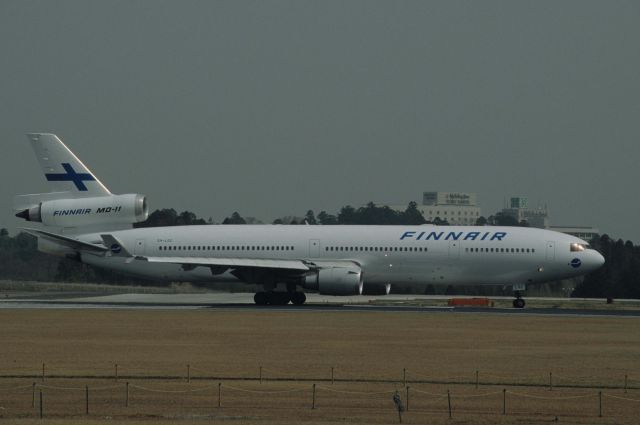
[137,257,359,273]
[139,256,311,271]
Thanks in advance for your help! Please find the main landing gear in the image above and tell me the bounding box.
[513,291,526,309]
[254,291,306,306]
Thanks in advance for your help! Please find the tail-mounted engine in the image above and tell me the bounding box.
[15,194,148,227]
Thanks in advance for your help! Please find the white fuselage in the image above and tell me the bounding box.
[77,224,604,287]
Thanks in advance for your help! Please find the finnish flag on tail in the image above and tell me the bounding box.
[27,133,111,196]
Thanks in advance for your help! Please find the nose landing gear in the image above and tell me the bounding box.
[513,294,526,309]
[512,285,526,308]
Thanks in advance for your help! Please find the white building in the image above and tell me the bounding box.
[387,191,482,225]
[501,197,550,228]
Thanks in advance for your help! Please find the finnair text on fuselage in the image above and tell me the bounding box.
[400,230,507,241]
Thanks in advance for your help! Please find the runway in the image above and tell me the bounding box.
[1,292,639,317]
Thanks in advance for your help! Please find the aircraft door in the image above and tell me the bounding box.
[545,241,555,261]
[308,239,320,258]
[134,239,146,256]
[449,240,460,259]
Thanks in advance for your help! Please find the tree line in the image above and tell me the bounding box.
[0,203,637,298]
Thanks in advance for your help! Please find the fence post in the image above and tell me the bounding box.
[403,368,406,386]
[259,366,262,384]
[599,390,602,417]
[406,386,410,411]
[115,363,118,382]
[218,382,222,408]
[475,370,479,389]
[312,384,316,409]
[39,390,43,419]
[42,363,45,382]
[447,390,452,419]
[625,375,628,393]
[549,372,553,391]
[331,367,334,385]
[125,382,129,407]
[502,389,506,415]
[187,364,191,383]
[85,385,89,415]
[31,382,35,408]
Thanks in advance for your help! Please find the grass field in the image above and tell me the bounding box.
[0,309,639,424]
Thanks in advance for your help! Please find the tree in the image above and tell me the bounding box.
[304,210,317,225]
[572,234,640,299]
[337,205,357,224]
[176,211,207,226]
[432,217,449,225]
[400,201,427,225]
[222,212,247,224]
[475,216,487,226]
[317,211,338,225]
[135,209,209,227]
[0,228,8,237]
[135,208,178,227]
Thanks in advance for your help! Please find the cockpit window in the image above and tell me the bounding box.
[570,243,588,252]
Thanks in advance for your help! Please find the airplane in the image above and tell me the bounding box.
[13,133,605,308]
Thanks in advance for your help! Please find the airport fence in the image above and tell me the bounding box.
[0,365,639,421]
[1,363,637,391]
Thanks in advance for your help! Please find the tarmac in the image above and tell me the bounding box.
[1,292,639,317]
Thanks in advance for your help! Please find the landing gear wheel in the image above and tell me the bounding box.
[290,292,306,305]
[513,298,525,309]
[254,292,268,305]
[263,292,290,305]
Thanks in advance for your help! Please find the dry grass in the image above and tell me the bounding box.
[0,309,639,424]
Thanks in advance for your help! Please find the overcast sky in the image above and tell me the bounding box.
[1,1,638,240]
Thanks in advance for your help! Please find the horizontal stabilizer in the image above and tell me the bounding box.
[20,228,108,253]
[13,192,73,211]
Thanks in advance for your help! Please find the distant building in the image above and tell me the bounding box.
[501,196,550,228]
[387,191,482,225]
[548,226,600,242]
[501,196,600,239]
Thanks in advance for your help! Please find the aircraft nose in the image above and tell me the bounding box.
[587,251,605,270]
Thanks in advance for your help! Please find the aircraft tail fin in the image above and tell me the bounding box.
[26,133,111,197]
